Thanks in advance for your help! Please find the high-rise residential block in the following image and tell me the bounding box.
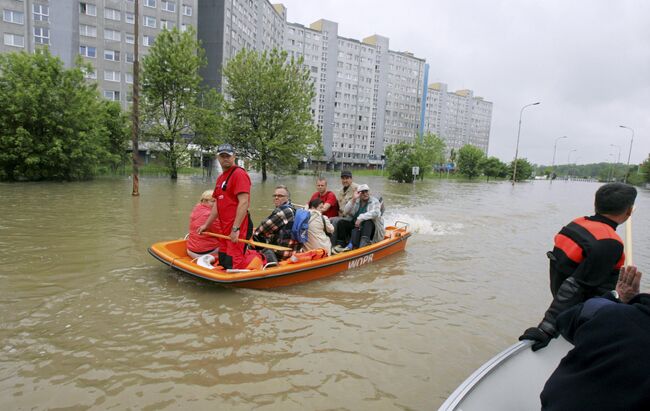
[424,82,493,156]
[1,0,198,106]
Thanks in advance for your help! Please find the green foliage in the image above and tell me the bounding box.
[457,144,486,179]
[222,48,319,181]
[141,26,207,179]
[385,142,416,183]
[384,133,445,183]
[0,49,116,181]
[640,154,650,184]
[189,88,224,156]
[100,100,130,172]
[509,158,533,181]
[480,156,508,181]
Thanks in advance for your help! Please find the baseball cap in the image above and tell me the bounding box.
[340,170,352,178]
[217,143,235,155]
[357,184,370,192]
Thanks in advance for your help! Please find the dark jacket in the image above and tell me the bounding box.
[541,294,650,410]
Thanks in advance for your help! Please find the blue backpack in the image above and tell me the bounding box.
[291,208,311,243]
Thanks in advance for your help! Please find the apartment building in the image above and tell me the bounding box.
[424,82,493,155]
[198,0,285,90]
[283,20,425,163]
[1,0,198,106]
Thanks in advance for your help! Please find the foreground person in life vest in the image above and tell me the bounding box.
[540,265,650,410]
[520,182,637,350]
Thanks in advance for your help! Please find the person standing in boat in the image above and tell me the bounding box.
[302,198,335,255]
[336,170,358,219]
[186,190,221,259]
[198,143,252,270]
[253,185,299,262]
[520,182,637,350]
[333,184,385,252]
[307,178,339,219]
[541,265,650,410]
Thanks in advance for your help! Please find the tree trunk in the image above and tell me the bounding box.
[261,161,267,181]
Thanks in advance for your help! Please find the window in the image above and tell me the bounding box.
[32,4,48,21]
[79,45,97,58]
[143,16,156,28]
[125,52,134,63]
[103,90,120,101]
[3,9,24,24]
[125,12,134,24]
[104,70,121,82]
[4,33,24,47]
[143,35,155,46]
[162,1,176,12]
[182,4,192,16]
[160,20,173,30]
[104,8,120,21]
[79,24,97,37]
[144,0,156,7]
[125,73,133,84]
[125,33,135,44]
[79,3,96,16]
[104,29,120,41]
[34,27,49,44]
[104,49,120,61]
[180,23,189,32]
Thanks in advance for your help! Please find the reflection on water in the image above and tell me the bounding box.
[0,175,648,409]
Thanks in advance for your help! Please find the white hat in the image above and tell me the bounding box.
[356,184,370,192]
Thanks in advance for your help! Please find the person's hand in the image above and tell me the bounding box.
[229,230,239,243]
[353,190,361,201]
[197,224,207,234]
[616,265,642,303]
[519,327,553,351]
[355,219,361,228]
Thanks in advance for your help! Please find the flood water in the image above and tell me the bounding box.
[1,174,648,410]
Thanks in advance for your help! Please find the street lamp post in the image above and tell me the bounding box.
[619,125,634,183]
[610,144,621,182]
[551,135,567,180]
[512,101,541,185]
[567,149,577,180]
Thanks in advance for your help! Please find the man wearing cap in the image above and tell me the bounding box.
[336,170,358,217]
[333,184,385,251]
[198,144,252,269]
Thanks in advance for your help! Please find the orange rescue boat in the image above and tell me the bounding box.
[148,223,411,289]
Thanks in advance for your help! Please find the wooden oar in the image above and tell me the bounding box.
[203,231,292,252]
[624,216,633,266]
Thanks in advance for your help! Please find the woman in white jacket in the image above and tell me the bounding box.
[302,198,335,255]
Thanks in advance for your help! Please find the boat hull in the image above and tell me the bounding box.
[148,226,410,289]
[439,336,573,410]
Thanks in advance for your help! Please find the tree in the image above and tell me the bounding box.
[99,100,130,173]
[456,144,486,179]
[413,133,446,180]
[188,88,225,174]
[481,156,508,181]
[509,158,534,181]
[141,26,206,179]
[385,142,417,183]
[640,154,650,184]
[0,49,112,181]
[222,49,319,181]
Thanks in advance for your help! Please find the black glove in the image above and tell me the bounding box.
[519,327,553,351]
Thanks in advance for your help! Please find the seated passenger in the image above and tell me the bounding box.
[253,185,299,262]
[302,198,335,255]
[186,190,221,259]
[333,184,385,252]
[307,177,339,218]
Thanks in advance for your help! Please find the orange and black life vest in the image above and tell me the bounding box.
[549,214,624,296]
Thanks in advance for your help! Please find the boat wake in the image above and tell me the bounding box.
[385,212,462,236]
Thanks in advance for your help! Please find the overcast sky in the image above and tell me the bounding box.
[278,0,649,166]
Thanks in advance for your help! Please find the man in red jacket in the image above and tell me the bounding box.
[307,177,339,218]
[198,144,252,269]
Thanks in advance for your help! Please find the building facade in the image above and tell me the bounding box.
[423,82,493,155]
[1,0,197,106]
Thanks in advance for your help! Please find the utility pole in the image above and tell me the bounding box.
[131,0,140,196]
